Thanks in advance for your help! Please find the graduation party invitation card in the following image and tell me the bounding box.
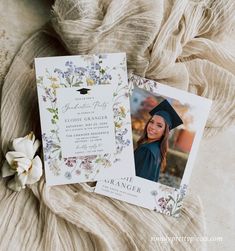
[35,53,135,185]
[95,74,212,217]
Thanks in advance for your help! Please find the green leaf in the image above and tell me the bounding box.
[168,195,175,203]
[66,77,71,84]
[59,151,62,160]
[95,159,102,163]
[172,209,181,216]
[72,82,82,87]
[100,69,105,74]
[52,144,61,149]
[45,69,50,76]
[52,149,60,153]
[36,77,43,84]
[47,108,55,113]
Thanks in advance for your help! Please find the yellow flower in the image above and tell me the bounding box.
[86,78,95,85]
[48,77,60,88]
[50,83,60,89]
[115,122,122,128]
[120,106,126,116]
[48,76,59,82]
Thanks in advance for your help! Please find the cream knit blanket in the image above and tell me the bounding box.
[0,0,235,250]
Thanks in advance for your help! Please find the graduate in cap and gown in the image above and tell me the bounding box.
[134,99,183,182]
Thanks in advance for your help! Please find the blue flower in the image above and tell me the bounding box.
[123,128,128,134]
[151,190,158,196]
[125,139,130,146]
[45,88,50,96]
[65,171,72,179]
[98,54,107,59]
[45,140,53,152]
[54,68,64,78]
[95,63,101,70]
[65,61,72,66]
[179,184,187,197]
[42,133,47,141]
[64,71,70,78]
[75,67,86,75]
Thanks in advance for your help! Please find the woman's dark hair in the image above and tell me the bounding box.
[136,116,169,172]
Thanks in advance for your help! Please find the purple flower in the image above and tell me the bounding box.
[179,184,187,197]
[79,156,95,170]
[64,157,77,167]
[158,197,169,210]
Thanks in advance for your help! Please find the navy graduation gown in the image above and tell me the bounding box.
[134,141,161,182]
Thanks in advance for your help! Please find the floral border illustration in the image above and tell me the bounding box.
[128,73,158,95]
[37,54,130,180]
[151,183,187,217]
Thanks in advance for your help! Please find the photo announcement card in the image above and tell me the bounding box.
[95,75,212,217]
[35,53,135,185]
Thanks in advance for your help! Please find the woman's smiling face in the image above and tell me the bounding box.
[147,115,166,141]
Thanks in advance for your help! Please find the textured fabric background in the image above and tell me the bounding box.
[0,0,235,250]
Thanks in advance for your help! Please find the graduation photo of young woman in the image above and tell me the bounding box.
[134,99,183,182]
[130,85,197,188]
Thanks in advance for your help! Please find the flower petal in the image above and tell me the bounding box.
[7,177,23,192]
[13,138,35,159]
[25,132,35,142]
[33,139,41,153]
[12,137,24,148]
[5,151,27,165]
[13,157,32,174]
[26,156,43,184]
[16,172,28,187]
[1,161,16,177]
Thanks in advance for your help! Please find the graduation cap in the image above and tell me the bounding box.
[149,99,183,130]
[77,88,91,95]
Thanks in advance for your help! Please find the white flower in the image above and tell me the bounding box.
[12,131,41,159]
[1,132,43,191]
